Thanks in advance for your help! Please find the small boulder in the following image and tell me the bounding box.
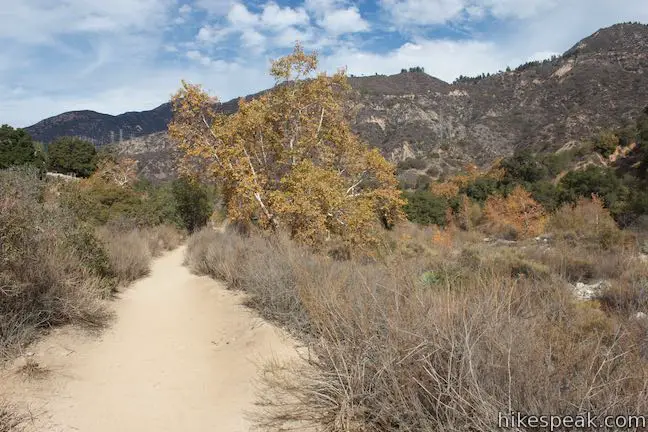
[633,311,648,321]
[571,280,610,301]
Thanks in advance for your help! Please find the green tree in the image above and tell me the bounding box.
[0,124,36,169]
[500,149,549,184]
[462,176,501,203]
[48,136,97,177]
[403,190,448,226]
[559,166,628,215]
[171,178,214,232]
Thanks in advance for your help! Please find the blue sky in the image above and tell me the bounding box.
[1,0,648,127]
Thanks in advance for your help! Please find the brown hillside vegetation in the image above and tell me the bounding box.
[176,44,648,431]
[0,166,184,360]
[186,209,648,431]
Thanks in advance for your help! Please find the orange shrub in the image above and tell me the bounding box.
[484,186,546,239]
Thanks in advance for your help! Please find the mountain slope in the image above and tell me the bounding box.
[25,23,648,181]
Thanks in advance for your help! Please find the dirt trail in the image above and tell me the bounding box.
[1,246,299,432]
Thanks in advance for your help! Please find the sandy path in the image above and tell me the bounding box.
[1,246,298,432]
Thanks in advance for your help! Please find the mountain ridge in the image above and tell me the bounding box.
[23,22,648,181]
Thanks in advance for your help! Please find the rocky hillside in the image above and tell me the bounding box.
[25,23,648,181]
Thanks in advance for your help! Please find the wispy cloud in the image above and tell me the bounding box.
[1,0,647,127]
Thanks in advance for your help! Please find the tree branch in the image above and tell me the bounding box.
[316,107,325,137]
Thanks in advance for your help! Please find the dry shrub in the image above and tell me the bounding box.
[598,258,648,315]
[0,402,25,432]
[528,242,635,284]
[96,223,183,285]
[145,224,185,257]
[96,227,152,283]
[187,227,648,432]
[184,227,248,284]
[483,186,546,239]
[0,168,110,357]
[185,228,311,332]
[549,195,622,249]
[431,225,454,249]
[456,195,483,230]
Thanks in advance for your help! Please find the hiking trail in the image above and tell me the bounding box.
[1,246,299,432]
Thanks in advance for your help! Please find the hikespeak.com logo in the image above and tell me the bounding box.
[498,411,648,430]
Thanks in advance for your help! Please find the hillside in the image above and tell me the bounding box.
[24,22,648,180]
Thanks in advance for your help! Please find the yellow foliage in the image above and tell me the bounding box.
[430,181,460,198]
[483,186,546,239]
[169,44,405,249]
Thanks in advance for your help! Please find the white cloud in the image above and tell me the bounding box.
[481,0,555,20]
[318,7,370,35]
[261,2,310,29]
[380,0,558,25]
[196,25,232,43]
[4,0,648,129]
[380,0,465,25]
[323,39,506,82]
[241,29,267,48]
[179,4,193,15]
[0,0,175,44]
[187,50,213,65]
[227,3,259,27]
[305,0,343,15]
[273,26,315,46]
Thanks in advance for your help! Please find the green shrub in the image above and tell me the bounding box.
[403,190,448,226]
[528,180,562,211]
[500,149,549,183]
[593,131,619,158]
[541,151,574,176]
[47,136,97,177]
[559,166,628,215]
[462,176,501,202]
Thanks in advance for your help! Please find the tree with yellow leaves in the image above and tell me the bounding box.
[169,43,404,249]
[483,185,546,239]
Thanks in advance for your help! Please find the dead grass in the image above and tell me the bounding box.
[0,168,112,358]
[17,358,50,380]
[96,223,184,286]
[187,222,648,432]
[0,402,26,432]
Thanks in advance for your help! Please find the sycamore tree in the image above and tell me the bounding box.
[169,43,404,248]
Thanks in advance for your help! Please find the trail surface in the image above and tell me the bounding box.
[1,246,298,432]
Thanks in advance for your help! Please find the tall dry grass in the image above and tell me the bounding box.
[0,168,111,358]
[187,223,648,432]
[96,222,184,285]
[0,402,25,432]
[0,168,184,359]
